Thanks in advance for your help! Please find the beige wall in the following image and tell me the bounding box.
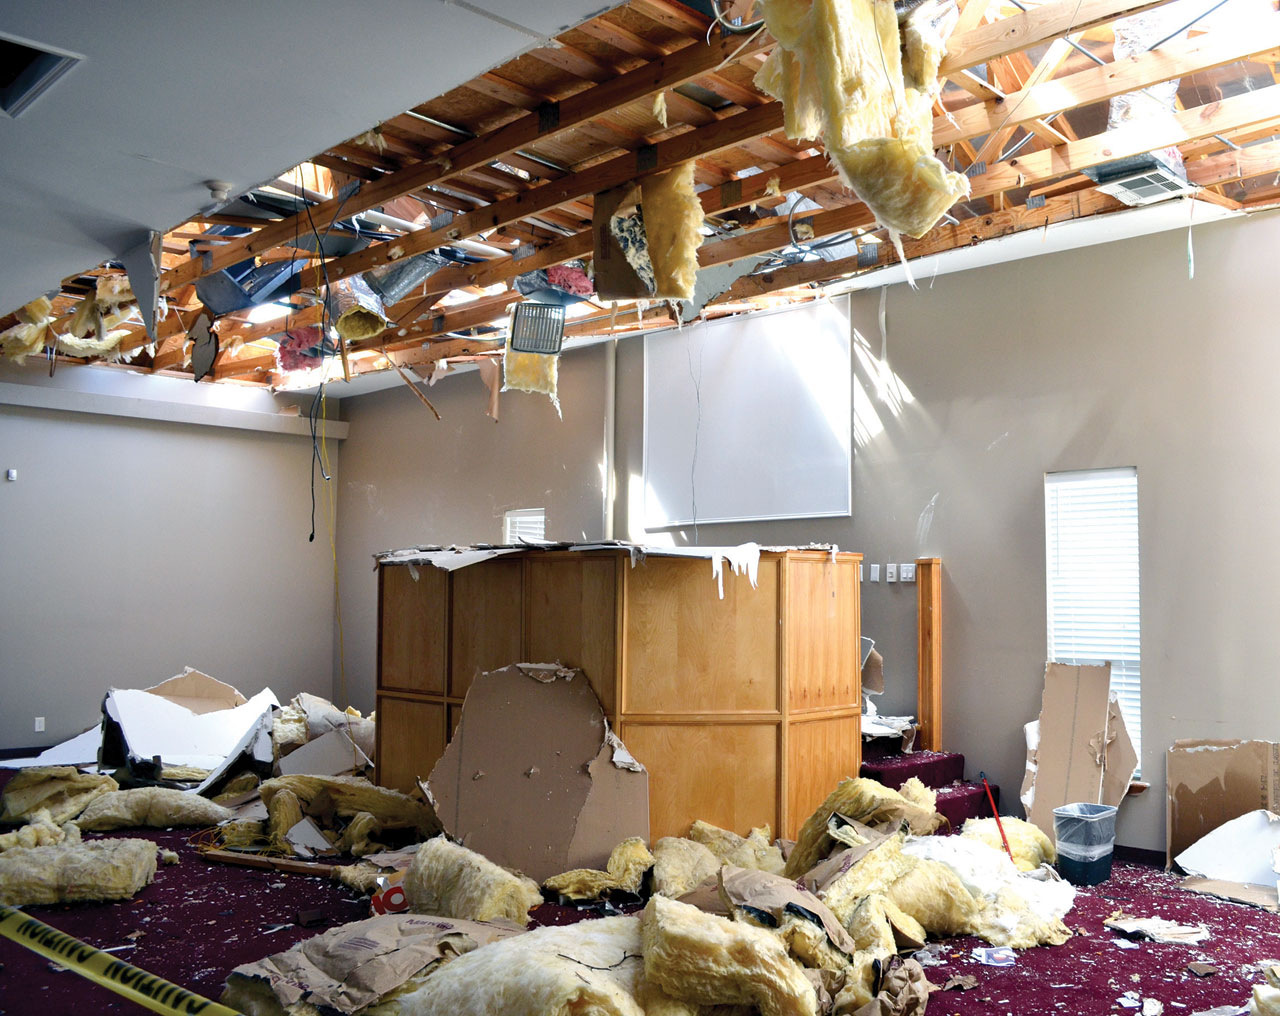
[0,393,339,749]
[333,344,610,714]
[336,209,1280,851]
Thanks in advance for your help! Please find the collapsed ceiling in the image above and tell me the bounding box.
[3,0,1280,391]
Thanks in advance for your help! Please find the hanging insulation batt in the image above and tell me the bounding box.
[754,0,969,239]
[640,160,703,300]
[404,836,544,926]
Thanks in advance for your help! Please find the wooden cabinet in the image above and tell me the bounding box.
[376,547,862,839]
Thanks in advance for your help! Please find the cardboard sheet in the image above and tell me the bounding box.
[427,663,648,882]
[1020,663,1138,836]
[1166,739,1280,864]
[223,913,520,1013]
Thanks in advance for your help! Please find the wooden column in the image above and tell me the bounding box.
[916,558,942,752]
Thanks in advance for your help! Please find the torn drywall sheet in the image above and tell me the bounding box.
[678,255,771,323]
[100,669,277,793]
[277,728,372,777]
[2,729,102,769]
[222,913,521,1014]
[427,663,649,883]
[1021,663,1138,837]
[292,692,376,762]
[1178,877,1280,913]
[861,640,884,696]
[1167,739,1280,864]
[1175,810,1280,891]
[375,546,525,570]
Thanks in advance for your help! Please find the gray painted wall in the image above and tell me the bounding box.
[333,209,1280,852]
[0,391,339,750]
[333,344,610,715]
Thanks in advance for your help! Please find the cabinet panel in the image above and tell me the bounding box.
[526,556,618,717]
[450,558,523,699]
[624,557,779,715]
[786,557,860,712]
[377,694,447,794]
[786,714,861,839]
[621,722,779,840]
[379,564,448,695]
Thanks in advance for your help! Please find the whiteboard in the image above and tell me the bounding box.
[642,297,852,529]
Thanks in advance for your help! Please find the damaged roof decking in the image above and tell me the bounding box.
[7,0,1280,387]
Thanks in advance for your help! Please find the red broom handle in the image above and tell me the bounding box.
[980,771,1014,862]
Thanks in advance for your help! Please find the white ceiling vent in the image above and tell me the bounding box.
[0,35,80,118]
[1084,151,1198,208]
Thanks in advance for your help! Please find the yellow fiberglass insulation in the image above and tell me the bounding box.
[689,821,786,875]
[753,0,969,239]
[0,297,53,363]
[0,809,75,852]
[266,788,305,853]
[0,767,118,826]
[961,817,1056,871]
[640,160,703,301]
[545,836,655,899]
[393,915,676,1016]
[503,344,560,414]
[0,837,158,906]
[272,704,309,758]
[642,895,819,1016]
[77,787,233,831]
[785,778,943,878]
[404,836,543,927]
[652,836,720,898]
[845,894,925,959]
[897,777,936,813]
[335,811,385,857]
[259,774,440,837]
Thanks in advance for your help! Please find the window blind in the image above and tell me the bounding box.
[503,508,545,543]
[1045,467,1142,768]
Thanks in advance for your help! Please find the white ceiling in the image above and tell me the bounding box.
[0,0,618,315]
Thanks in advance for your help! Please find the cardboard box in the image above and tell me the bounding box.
[1166,739,1280,865]
[427,663,649,882]
[1020,662,1138,837]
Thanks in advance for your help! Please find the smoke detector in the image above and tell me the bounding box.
[1083,151,1198,207]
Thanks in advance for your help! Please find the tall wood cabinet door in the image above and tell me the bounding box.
[525,556,617,717]
[623,556,779,715]
[376,695,447,794]
[379,564,448,695]
[786,555,860,713]
[450,558,523,699]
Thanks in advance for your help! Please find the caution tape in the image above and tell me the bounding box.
[0,904,244,1016]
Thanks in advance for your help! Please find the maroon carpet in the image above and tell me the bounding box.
[3,832,1278,1016]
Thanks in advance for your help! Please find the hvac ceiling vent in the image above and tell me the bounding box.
[0,35,80,118]
[509,302,565,355]
[1083,151,1198,207]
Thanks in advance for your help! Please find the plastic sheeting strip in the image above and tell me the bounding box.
[0,904,245,1016]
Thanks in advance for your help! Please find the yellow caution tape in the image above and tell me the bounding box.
[0,904,244,1016]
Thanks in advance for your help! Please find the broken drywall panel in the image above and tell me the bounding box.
[277,728,372,777]
[2,728,102,769]
[119,229,162,341]
[285,815,337,859]
[99,670,277,792]
[375,546,525,570]
[1021,663,1138,837]
[1178,876,1280,913]
[593,182,652,301]
[1175,809,1280,890]
[427,663,648,883]
[678,255,771,323]
[1167,739,1280,865]
[861,643,884,696]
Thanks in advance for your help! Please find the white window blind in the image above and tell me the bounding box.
[1045,467,1142,769]
[503,508,545,543]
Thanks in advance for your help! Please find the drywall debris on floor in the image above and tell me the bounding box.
[0,766,117,825]
[276,728,372,778]
[222,913,521,1015]
[426,663,648,883]
[1176,810,1280,901]
[1104,914,1211,945]
[100,667,278,795]
[403,836,543,926]
[1020,662,1138,837]
[1167,739,1280,863]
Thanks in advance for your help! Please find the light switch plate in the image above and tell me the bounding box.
[869,563,880,582]
[900,563,917,583]
[886,563,898,583]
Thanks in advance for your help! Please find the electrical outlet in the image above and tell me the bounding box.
[869,563,880,582]
[886,563,898,583]
[34,716,45,732]
[900,563,917,583]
